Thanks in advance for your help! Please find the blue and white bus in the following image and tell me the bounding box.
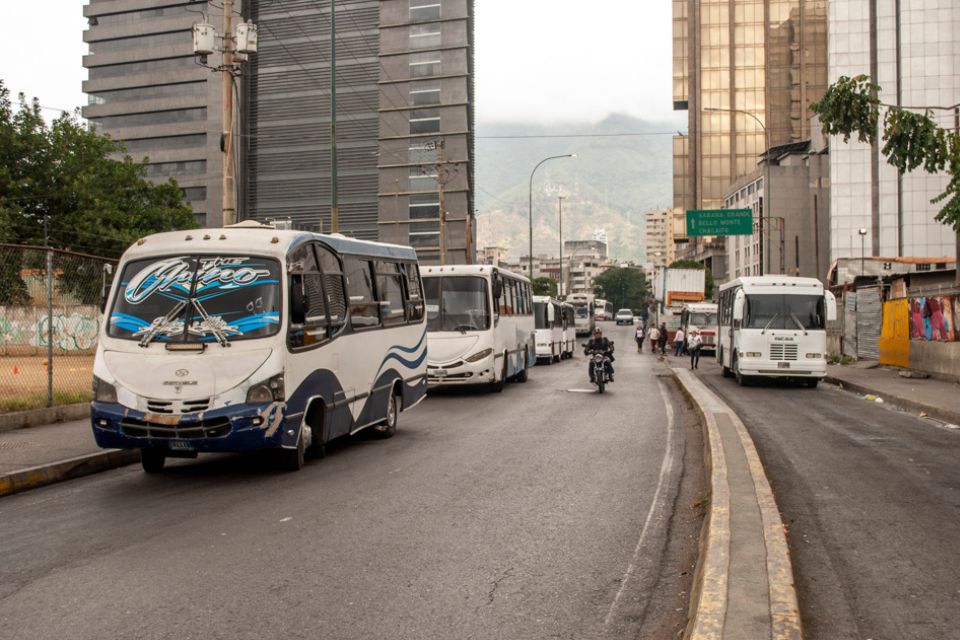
[423,265,535,391]
[90,222,428,472]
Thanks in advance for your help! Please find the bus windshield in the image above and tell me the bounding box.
[744,294,825,330]
[573,304,590,318]
[689,312,716,326]
[424,276,491,332]
[109,255,282,344]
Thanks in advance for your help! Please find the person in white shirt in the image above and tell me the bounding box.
[688,328,703,369]
[635,325,645,352]
[673,327,686,357]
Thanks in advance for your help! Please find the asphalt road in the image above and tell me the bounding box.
[694,357,960,640]
[0,323,703,640]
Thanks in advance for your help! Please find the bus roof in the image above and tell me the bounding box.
[422,264,531,284]
[118,226,419,262]
[719,275,824,292]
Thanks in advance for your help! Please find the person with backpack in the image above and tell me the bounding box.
[657,322,669,356]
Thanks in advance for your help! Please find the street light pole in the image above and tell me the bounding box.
[528,154,575,280]
[558,195,565,297]
[858,227,868,277]
[704,107,770,275]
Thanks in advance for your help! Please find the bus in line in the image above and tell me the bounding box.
[423,265,535,391]
[566,292,596,336]
[533,296,576,363]
[91,222,428,472]
[716,276,836,387]
[595,298,614,321]
[680,302,719,353]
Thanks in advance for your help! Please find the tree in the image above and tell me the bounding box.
[0,81,196,303]
[668,259,714,298]
[531,277,558,297]
[593,267,647,312]
[811,74,960,231]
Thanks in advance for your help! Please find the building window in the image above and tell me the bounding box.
[409,52,440,78]
[410,108,440,134]
[181,186,207,202]
[410,0,440,22]
[410,86,441,106]
[410,24,441,49]
[409,165,438,192]
[92,108,207,129]
[145,160,207,177]
[409,142,438,164]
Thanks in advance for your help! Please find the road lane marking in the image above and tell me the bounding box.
[604,379,677,626]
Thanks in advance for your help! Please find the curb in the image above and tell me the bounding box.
[0,449,139,498]
[0,403,90,434]
[673,368,803,640]
[823,376,960,426]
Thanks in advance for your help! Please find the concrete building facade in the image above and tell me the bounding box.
[82,0,475,264]
[827,0,960,262]
[645,208,678,269]
[83,0,228,228]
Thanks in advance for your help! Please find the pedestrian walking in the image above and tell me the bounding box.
[657,322,668,356]
[673,327,686,357]
[635,325,645,352]
[688,328,703,369]
[648,325,660,353]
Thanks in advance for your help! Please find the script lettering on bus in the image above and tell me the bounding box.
[125,257,272,304]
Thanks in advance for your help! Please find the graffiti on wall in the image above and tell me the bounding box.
[0,307,101,353]
[909,296,960,341]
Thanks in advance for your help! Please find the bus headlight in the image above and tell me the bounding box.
[465,348,494,363]
[92,376,118,403]
[805,353,823,359]
[246,373,285,404]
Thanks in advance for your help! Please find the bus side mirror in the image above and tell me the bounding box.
[825,291,837,322]
[493,279,503,299]
[732,291,745,321]
[99,263,114,314]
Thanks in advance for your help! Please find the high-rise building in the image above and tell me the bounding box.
[827,0,959,261]
[83,1,227,228]
[82,1,475,264]
[672,0,828,277]
[645,208,678,269]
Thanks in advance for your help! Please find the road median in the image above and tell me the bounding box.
[0,449,139,498]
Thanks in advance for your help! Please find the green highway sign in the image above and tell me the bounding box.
[686,208,753,236]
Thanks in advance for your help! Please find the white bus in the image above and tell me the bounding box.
[423,265,535,391]
[680,302,719,353]
[716,276,836,387]
[90,223,428,472]
[566,292,596,336]
[595,298,614,321]
[533,296,575,363]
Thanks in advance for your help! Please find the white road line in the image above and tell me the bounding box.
[604,379,677,626]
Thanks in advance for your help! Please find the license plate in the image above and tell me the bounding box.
[169,440,194,451]
[433,370,447,377]
[777,362,790,369]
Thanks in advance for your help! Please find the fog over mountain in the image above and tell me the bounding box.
[474,114,675,263]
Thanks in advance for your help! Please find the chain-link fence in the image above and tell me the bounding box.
[0,244,117,412]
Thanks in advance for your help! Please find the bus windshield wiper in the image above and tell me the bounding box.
[788,313,808,335]
[761,314,780,334]
[134,299,187,347]
[187,298,242,346]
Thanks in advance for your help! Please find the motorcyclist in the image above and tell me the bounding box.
[584,328,615,383]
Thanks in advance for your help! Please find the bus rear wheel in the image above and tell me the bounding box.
[720,348,732,377]
[733,356,750,387]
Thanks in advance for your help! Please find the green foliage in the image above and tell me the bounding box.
[812,74,960,232]
[0,80,196,258]
[668,259,714,298]
[593,267,648,312]
[532,277,558,297]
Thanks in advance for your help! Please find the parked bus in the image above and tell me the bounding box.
[716,276,836,387]
[90,222,428,472]
[533,296,575,363]
[566,292,596,336]
[423,265,535,391]
[595,298,614,321]
[680,302,719,353]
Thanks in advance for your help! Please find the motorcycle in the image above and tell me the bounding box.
[584,342,614,393]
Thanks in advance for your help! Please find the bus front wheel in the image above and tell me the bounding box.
[279,428,306,471]
[140,448,166,474]
[372,391,400,439]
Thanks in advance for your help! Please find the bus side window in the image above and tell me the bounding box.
[376,261,405,327]
[344,257,381,329]
[316,244,347,333]
[402,262,425,323]
[288,243,329,349]
[496,275,506,316]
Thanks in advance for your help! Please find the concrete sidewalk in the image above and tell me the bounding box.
[0,417,137,497]
[824,362,960,426]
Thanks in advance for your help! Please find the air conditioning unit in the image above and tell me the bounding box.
[193,22,216,56]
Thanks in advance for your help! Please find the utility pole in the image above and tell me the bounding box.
[221,0,236,226]
[434,139,452,265]
[558,195,565,297]
[330,0,339,233]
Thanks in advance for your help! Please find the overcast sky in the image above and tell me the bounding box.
[0,0,683,126]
